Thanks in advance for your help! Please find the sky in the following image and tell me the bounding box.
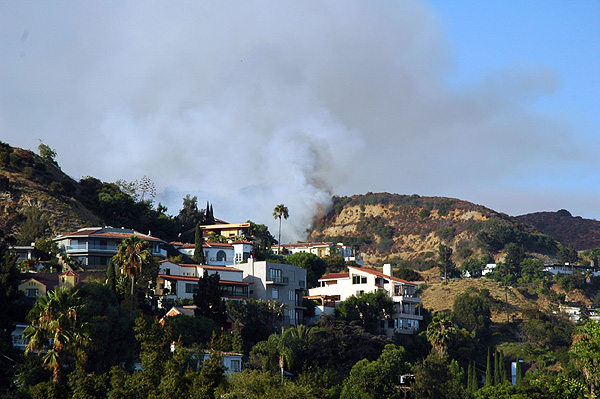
[1,1,599,241]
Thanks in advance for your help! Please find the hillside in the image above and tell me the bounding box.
[0,143,101,243]
[309,193,559,266]
[0,141,181,245]
[517,209,600,251]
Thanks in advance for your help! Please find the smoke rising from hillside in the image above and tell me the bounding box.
[0,1,593,240]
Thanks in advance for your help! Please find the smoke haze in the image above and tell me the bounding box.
[1,1,597,241]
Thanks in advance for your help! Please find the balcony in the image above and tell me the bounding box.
[266,275,289,285]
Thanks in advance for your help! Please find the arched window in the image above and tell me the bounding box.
[216,250,226,261]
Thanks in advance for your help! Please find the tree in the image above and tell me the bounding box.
[111,235,153,314]
[226,299,285,349]
[38,140,58,166]
[570,320,600,399]
[426,312,457,356]
[335,290,394,335]
[273,204,289,254]
[340,344,409,399]
[177,195,205,236]
[485,347,493,386]
[452,288,492,340]
[193,224,205,264]
[24,289,89,383]
[285,252,328,289]
[412,351,465,399]
[438,244,457,283]
[559,244,579,268]
[247,220,277,259]
[460,257,485,278]
[193,271,227,328]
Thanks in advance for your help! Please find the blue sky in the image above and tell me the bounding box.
[0,1,599,240]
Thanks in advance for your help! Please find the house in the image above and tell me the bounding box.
[200,223,251,239]
[234,259,308,327]
[543,263,599,276]
[159,305,238,332]
[169,341,243,374]
[272,242,363,265]
[173,240,253,266]
[17,270,105,298]
[156,261,249,308]
[10,244,36,262]
[53,226,168,270]
[307,264,423,335]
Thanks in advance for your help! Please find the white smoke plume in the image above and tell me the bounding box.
[1,1,597,240]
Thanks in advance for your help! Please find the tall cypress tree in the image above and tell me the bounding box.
[499,351,508,385]
[494,350,500,386]
[194,224,205,264]
[470,360,478,392]
[467,361,473,392]
[106,262,117,293]
[486,348,493,386]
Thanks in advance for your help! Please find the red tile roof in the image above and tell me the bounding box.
[348,266,416,285]
[319,272,350,280]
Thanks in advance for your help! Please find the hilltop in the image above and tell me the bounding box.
[517,209,600,251]
[308,193,562,266]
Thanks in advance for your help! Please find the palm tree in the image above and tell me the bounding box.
[24,288,88,383]
[273,204,289,254]
[112,235,152,314]
[426,313,457,356]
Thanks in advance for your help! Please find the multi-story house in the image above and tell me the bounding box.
[53,227,167,270]
[234,259,307,326]
[307,264,422,335]
[272,241,363,265]
[155,261,249,307]
[173,240,253,266]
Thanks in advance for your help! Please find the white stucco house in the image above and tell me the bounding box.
[173,241,253,266]
[272,241,363,265]
[307,264,423,335]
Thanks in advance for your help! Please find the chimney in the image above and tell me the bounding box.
[383,263,393,277]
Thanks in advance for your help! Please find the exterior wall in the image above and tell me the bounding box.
[54,228,167,270]
[178,243,252,266]
[18,279,47,298]
[308,266,422,334]
[235,259,307,326]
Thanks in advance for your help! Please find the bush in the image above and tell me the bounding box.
[49,181,65,194]
[0,151,9,167]
[9,152,21,169]
[419,208,430,219]
[0,175,10,191]
[23,166,35,179]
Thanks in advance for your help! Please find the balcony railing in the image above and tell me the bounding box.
[267,275,289,284]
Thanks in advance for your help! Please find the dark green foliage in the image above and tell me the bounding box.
[419,208,431,219]
[68,367,108,399]
[133,317,171,399]
[486,348,493,386]
[307,317,390,374]
[335,290,393,335]
[519,308,573,351]
[340,344,410,399]
[437,200,454,217]
[436,226,456,241]
[75,283,136,374]
[323,235,373,251]
[452,288,492,340]
[476,221,557,255]
[193,224,205,264]
[38,142,58,166]
[395,267,422,281]
[226,299,284,349]
[194,271,227,328]
[438,244,459,280]
[323,255,345,273]
[17,207,49,245]
[49,181,64,194]
[285,252,328,288]
[356,215,394,239]
[460,257,485,278]
[558,243,579,265]
[9,152,21,169]
[246,221,277,260]
[412,351,465,399]
[163,314,218,347]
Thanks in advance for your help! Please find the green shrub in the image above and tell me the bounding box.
[23,166,35,179]
[419,208,430,219]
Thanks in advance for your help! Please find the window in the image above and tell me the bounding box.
[185,283,198,294]
[26,288,38,297]
[269,268,282,282]
[230,359,241,372]
[271,288,279,299]
[165,268,171,275]
[289,290,294,301]
[356,290,365,296]
[216,250,226,261]
[289,271,295,282]
[352,275,366,284]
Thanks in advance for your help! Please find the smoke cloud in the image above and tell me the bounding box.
[0,1,596,241]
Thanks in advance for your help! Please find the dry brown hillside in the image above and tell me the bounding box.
[309,193,558,266]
